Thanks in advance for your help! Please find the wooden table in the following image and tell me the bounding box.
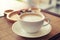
[0,12,60,40]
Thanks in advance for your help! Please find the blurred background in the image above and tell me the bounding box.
[0,0,60,16]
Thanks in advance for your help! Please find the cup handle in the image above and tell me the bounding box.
[43,17,50,26]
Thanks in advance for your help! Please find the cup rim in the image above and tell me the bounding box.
[19,13,45,22]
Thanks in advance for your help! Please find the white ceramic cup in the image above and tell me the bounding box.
[19,13,49,34]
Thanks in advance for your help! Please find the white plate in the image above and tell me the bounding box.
[12,21,52,38]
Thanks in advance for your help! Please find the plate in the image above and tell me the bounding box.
[6,11,20,22]
[12,21,52,38]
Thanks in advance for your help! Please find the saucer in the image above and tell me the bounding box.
[12,21,52,38]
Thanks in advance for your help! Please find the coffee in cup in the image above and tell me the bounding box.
[19,13,49,34]
[20,14,42,22]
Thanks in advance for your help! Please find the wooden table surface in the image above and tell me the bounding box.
[0,12,60,40]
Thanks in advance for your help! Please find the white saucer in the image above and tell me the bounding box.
[12,21,52,38]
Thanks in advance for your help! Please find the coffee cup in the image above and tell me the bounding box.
[19,13,49,34]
